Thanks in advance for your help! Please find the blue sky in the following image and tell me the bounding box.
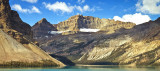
[10,0,160,26]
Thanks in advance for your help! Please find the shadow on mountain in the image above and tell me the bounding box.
[90,62,119,65]
[50,54,75,66]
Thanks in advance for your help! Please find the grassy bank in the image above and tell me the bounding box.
[0,60,58,67]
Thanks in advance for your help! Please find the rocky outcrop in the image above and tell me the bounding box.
[0,0,11,29]
[0,0,32,40]
[56,15,135,34]
[10,11,32,39]
[32,18,57,38]
[0,0,65,67]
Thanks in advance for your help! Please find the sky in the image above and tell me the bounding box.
[10,0,160,26]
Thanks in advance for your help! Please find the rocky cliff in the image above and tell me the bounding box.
[32,18,57,38]
[0,0,65,67]
[0,0,32,40]
[56,15,135,34]
[0,0,34,45]
[32,15,135,36]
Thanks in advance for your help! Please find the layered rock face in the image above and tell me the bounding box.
[0,0,32,40]
[56,15,135,34]
[0,0,65,67]
[32,18,57,38]
[77,18,160,66]
[32,15,135,36]
[0,0,10,29]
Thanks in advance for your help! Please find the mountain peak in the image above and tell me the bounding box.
[68,14,84,20]
[0,0,11,28]
[0,0,9,4]
[0,0,10,13]
[155,17,160,22]
[38,18,48,24]
[42,18,47,21]
[32,18,58,37]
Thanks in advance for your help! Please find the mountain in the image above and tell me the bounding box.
[37,15,160,66]
[0,0,32,40]
[0,29,64,67]
[76,18,160,66]
[32,18,57,38]
[0,0,33,45]
[32,15,135,37]
[34,16,136,64]
[0,0,65,67]
[56,15,135,35]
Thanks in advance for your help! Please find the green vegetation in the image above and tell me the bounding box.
[0,60,58,67]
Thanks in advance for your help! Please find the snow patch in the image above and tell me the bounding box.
[45,36,48,38]
[49,30,69,34]
[80,28,100,32]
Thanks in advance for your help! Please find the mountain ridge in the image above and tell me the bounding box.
[32,15,136,36]
[56,15,135,33]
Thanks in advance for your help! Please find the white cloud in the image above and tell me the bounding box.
[76,6,83,12]
[78,0,85,4]
[113,13,151,25]
[12,4,41,14]
[43,2,95,13]
[31,6,41,13]
[43,2,74,13]
[136,0,160,14]
[22,0,38,3]
[83,5,90,11]
[76,5,95,12]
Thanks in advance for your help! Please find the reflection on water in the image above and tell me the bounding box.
[0,66,160,71]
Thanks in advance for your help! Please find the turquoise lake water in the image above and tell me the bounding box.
[0,66,160,71]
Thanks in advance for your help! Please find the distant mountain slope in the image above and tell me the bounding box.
[32,18,57,38]
[32,15,135,36]
[77,18,160,66]
[56,15,135,35]
[33,15,136,62]
[37,17,160,66]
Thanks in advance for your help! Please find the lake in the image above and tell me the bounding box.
[0,65,160,71]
